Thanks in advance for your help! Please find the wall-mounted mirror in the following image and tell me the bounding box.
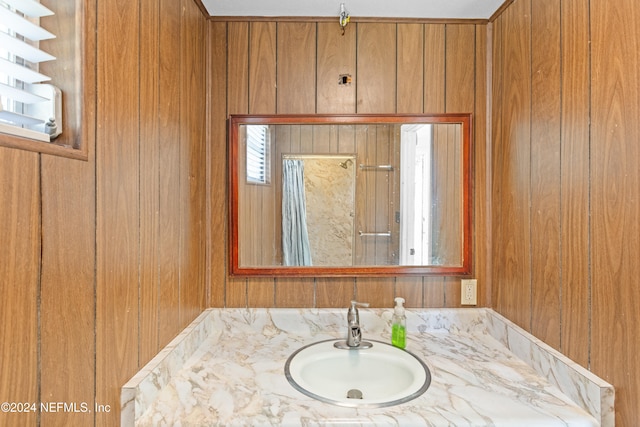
[228,114,472,276]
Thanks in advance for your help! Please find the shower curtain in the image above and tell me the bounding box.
[282,159,313,266]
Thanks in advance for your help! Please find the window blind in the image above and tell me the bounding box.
[0,0,58,142]
[246,125,270,184]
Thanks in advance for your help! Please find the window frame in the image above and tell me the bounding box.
[0,0,94,161]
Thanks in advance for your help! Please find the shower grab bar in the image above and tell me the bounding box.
[358,231,391,237]
[359,164,394,171]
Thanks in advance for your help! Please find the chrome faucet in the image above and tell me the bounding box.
[334,301,373,350]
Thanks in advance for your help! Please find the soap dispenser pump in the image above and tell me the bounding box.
[391,297,406,349]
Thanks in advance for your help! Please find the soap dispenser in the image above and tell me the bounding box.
[391,297,406,349]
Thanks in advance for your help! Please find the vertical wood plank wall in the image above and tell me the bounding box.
[491,0,640,424]
[209,21,489,309]
[4,0,638,425]
[0,1,208,426]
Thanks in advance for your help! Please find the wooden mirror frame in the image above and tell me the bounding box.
[228,113,473,277]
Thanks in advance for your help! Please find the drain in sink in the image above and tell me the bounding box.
[346,389,363,399]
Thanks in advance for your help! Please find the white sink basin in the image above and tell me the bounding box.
[284,339,431,408]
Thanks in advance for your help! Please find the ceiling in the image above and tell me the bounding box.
[201,0,505,20]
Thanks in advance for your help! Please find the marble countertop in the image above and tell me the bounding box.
[122,308,613,426]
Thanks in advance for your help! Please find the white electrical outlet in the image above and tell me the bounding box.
[461,279,477,305]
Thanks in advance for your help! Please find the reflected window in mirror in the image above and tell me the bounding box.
[246,124,271,185]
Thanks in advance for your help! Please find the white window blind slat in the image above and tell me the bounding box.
[0,6,54,41]
[0,109,43,126]
[0,31,55,63]
[0,82,48,104]
[1,0,52,18]
[0,57,49,83]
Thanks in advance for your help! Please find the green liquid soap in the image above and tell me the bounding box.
[391,323,406,349]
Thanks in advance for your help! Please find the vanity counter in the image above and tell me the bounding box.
[122,308,613,426]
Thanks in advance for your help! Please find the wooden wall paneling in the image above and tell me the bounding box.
[248,22,277,114]
[226,22,250,307]
[355,277,395,307]
[591,0,640,424]
[276,278,315,307]
[316,277,356,308]
[0,149,39,426]
[226,278,248,308]
[490,14,504,311]
[423,24,446,112]
[396,277,424,308]
[157,0,183,347]
[443,276,463,308]
[277,22,317,113]
[356,23,397,113]
[40,150,96,425]
[38,2,97,425]
[442,24,476,305]
[247,278,276,307]
[397,24,424,114]
[96,0,140,423]
[316,22,357,114]
[445,24,477,113]
[299,125,314,152]
[247,22,277,306]
[491,0,532,330]
[329,124,343,153]
[192,5,208,314]
[208,21,228,307]
[530,0,562,350]
[474,24,489,307]
[559,0,590,367]
[423,277,447,307]
[179,0,207,328]
[338,124,356,154]
[227,22,250,115]
[310,124,333,153]
[138,0,161,363]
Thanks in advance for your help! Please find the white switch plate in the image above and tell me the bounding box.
[461,279,477,305]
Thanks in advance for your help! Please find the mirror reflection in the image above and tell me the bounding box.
[229,114,472,276]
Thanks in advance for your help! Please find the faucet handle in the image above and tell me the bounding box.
[348,301,369,319]
[350,300,369,309]
[347,301,368,325]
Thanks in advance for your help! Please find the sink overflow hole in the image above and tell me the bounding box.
[346,389,363,399]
